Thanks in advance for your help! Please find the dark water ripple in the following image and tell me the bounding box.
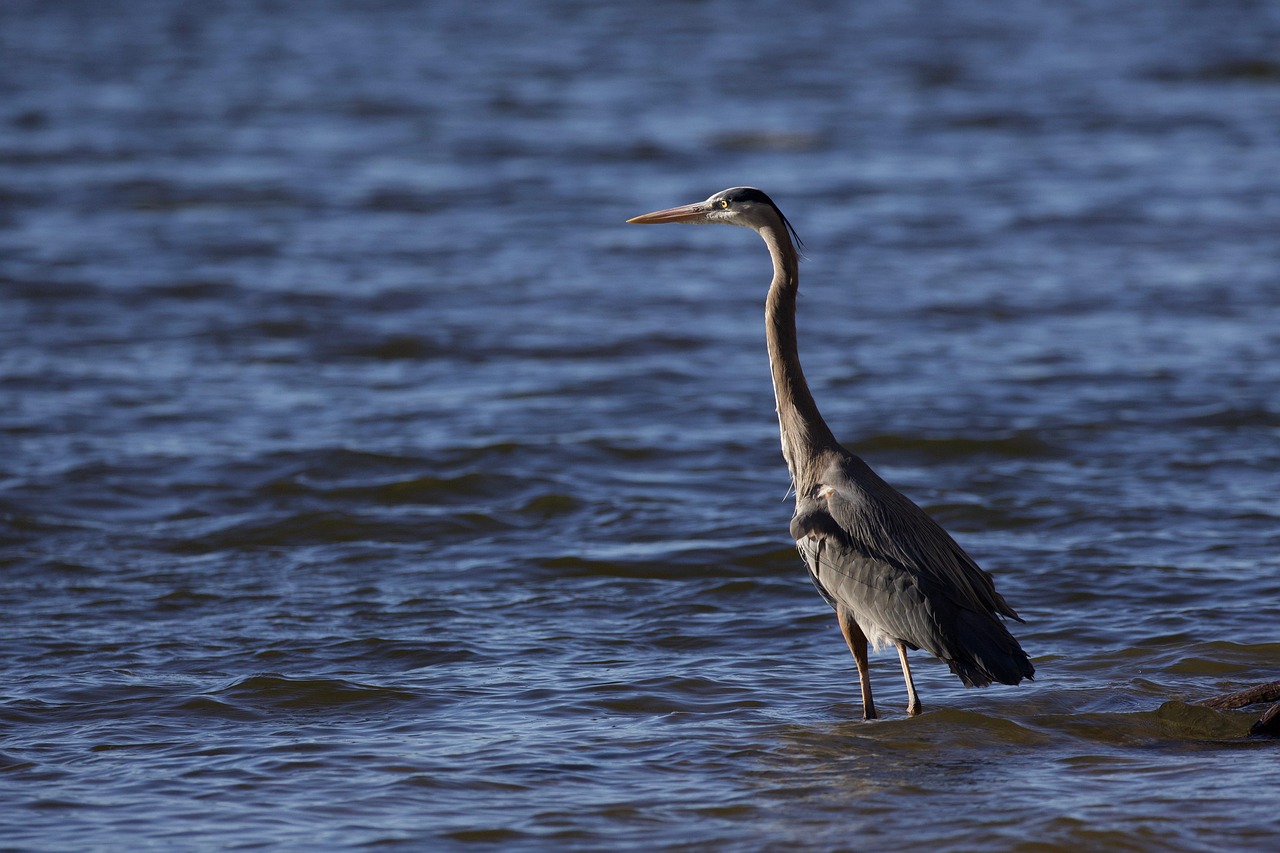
[4,0,1280,850]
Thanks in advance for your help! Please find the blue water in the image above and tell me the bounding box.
[3,1,1279,849]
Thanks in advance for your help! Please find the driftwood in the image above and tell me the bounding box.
[1252,703,1280,738]
[1193,680,1280,737]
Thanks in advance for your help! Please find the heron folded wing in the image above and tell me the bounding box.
[800,451,1034,685]
[815,453,1024,623]
[792,492,943,654]
[797,505,1032,685]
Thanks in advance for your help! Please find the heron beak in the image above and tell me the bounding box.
[627,201,709,224]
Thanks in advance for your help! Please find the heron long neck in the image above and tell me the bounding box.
[761,222,837,497]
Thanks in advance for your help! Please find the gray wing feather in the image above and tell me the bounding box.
[793,451,1034,687]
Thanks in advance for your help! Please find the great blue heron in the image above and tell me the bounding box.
[628,187,1034,719]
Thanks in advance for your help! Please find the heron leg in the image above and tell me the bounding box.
[895,640,922,716]
[837,608,877,720]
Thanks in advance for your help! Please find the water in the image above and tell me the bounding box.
[3,0,1279,849]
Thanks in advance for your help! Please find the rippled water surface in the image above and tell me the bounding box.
[3,1,1280,850]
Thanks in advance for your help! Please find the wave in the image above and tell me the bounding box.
[208,674,417,713]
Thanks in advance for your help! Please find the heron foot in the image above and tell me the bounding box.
[906,700,923,717]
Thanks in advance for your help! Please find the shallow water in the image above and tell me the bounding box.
[3,0,1280,849]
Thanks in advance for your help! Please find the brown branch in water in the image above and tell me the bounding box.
[1251,703,1280,737]
[1194,680,1280,711]
[1192,681,1280,737]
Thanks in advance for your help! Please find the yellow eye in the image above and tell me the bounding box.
[719,199,730,209]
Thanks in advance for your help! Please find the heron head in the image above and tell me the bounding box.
[628,186,803,250]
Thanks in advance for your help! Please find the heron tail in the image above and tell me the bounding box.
[945,609,1036,688]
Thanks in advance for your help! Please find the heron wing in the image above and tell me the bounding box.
[791,450,1033,686]
[818,452,1021,620]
